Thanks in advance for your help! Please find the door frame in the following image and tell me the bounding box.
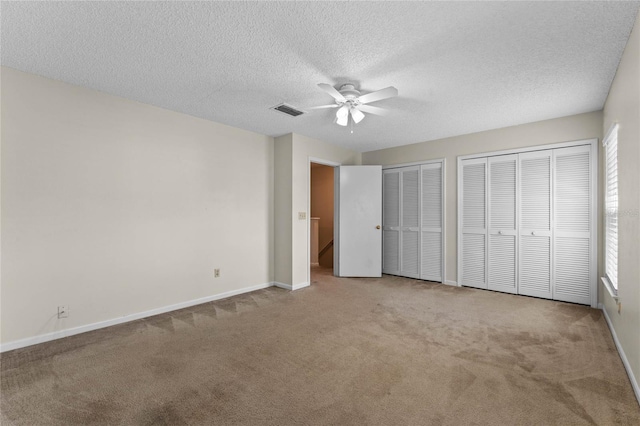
[308,157,341,285]
[457,138,598,307]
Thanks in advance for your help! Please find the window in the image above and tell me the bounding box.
[603,124,618,295]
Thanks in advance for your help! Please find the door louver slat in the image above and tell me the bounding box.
[521,157,551,231]
[382,170,401,275]
[489,235,516,291]
[553,146,592,304]
[519,235,551,295]
[463,163,486,229]
[461,159,487,289]
[383,230,399,273]
[422,167,442,228]
[402,231,419,275]
[463,234,486,288]
[383,173,400,227]
[490,160,516,230]
[421,163,443,281]
[402,170,419,228]
[555,152,590,232]
[421,231,442,281]
[555,237,590,298]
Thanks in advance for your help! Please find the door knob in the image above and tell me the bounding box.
[531,231,536,236]
[376,225,381,229]
[498,231,503,235]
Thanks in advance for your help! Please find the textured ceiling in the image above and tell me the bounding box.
[2,1,638,152]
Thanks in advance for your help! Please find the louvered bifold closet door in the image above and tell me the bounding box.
[519,150,553,299]
[420,163,443,282]
[488,155,518,294]
[553,145,592,305]
[461,158,487,289]
[400,167,420,278]
[383,170,401,275]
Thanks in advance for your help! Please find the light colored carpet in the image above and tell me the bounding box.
[2,268,639,425]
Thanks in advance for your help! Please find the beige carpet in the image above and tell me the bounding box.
[2,268,639,425]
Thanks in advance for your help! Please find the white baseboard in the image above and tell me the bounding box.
[443,280,458,286]
[273,282,310,291]
[273,282,292,291]
[292,282,310,291]
[0,281,274,353]
[600,304,640,405]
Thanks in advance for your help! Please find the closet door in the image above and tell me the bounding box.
[382,170,401,275]
[420,162,443,282]
[488,155,518,294]
[400,167,420,278]
[519,150,552,299]
[460,158,487,289]
[553,145,592,305]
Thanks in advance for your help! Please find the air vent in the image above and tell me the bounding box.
[271,103,305,117]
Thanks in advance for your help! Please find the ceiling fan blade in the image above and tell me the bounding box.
[318,83,346,103]
[350,107,365,124]
[307,104,339,110]
[358,86,398,104]
[357,104,389,116]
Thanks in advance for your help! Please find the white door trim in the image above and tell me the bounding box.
[457,138,597,161]
[382,158,446,170]
[441,159,447,284]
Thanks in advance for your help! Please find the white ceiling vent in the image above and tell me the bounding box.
[271,103,305,117]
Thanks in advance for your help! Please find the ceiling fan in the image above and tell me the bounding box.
[311,83,398,126]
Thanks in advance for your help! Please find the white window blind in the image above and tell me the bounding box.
[604,124,618,292]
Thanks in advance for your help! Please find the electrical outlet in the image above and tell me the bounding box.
[58,306,68,318]
[214,268,220,278]
[298,212,307,220]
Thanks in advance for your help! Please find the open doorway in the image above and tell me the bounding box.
[310,162,334,274]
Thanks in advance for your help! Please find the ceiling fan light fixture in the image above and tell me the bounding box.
[351,107,365,124]
[336,105,349,126]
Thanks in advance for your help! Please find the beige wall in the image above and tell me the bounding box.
[274,134,293,285]
[310,163,334,267]
[1,67,274,345]
[602,12,640,392]
[363,111,603,283]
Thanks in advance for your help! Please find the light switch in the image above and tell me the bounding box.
[298,212,307,220]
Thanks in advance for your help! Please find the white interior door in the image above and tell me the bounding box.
[519,150,553,299]
[460,158,488,289]
[382,170,401,275]
[400,167,420,278]
[420,163,443,282]
[335,165,382,277]
[488,155,518,294]
[553,145,592,305]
